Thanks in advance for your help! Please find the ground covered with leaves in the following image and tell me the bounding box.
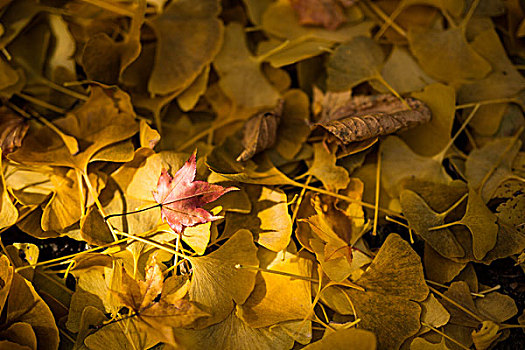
[0,0,524,349]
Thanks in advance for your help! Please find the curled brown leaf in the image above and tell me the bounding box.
[236,100,284,162]
[314,94,431,148]
[0,107,28,156]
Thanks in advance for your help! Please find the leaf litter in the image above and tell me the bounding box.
[0,0,524,349]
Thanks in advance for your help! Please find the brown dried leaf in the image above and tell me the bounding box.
[315,95,431,145]
[237,100,284,162]
[0,107,28,157]
[290,0,347,30]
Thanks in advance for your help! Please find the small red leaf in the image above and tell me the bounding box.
[152,153,235,233]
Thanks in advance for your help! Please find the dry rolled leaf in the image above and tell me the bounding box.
[236,100,284,162]
[0,107,28,156]
[290,0,352,31]
[314,95,431,147]
[472,321,500,350]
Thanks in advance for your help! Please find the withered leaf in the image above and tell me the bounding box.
[290,0,348,31]
[315,94,431,144]
[237,100,284,162]
[0,107,28,156]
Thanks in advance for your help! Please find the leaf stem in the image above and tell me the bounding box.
[117,230,188,260]
[82,172,118,241]
[16,92,66,114]
[235,264,318,283]
[426,280,485,298]
[288,179,402,218]
[375,74,411,110]
[373,3,404,40]
[372,150,381,236]
[362,0,407,37]
[421,322,471,350]
[435,103,480,162]
[455,98,516,109]
[104,203,162,221]
[428,285,484,323]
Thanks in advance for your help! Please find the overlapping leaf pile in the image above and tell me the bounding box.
[0,0,524,349]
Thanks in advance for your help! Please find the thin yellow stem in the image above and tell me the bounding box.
[429,285,484,323]
[426,280,485,298]
[479,285,500,294]
[373,3,404,40]
[372,150,381,236]
[116,230,188,260]
[76,170,86,220]
[363,0,407,37]
[291,175,312,223]
[421,322,471,350]
[455,98,516,109]
[16,92,66,114]
[82,172,118,241]
[435,103,480,161]
[289,180,402,218]
[235,264,318,283]
[375,75,411,110]
[37,76,88,101]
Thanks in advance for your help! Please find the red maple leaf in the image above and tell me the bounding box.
[152,153,235,233]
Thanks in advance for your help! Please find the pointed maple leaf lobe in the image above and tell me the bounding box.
[152,153,235,233]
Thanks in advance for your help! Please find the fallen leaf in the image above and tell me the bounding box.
[411,337,450,350]
[381,136,451,197]
[420,293,451,332]
[465,137,522,201]
[315,95,431,147]
[148,0,223,95]
[303,328,376,350]
[472,321,500,350]
[237,100,284,162]
[290,0,347,30]
[177,65,211,112]
[0,107,28,156]
[306,143,350,192]
[224,185,292,252]
[187,229,259,328]
[0,155,18,230]
[327,234,429,349]
[237,249,312,328]
[371,46,435,94]
[9,86,139,171]
[274,89,311,160]
[174,311,295,350]
[408,26,491,83]
[326,36,385,91]
[213,22,280,111]
[401,83,456,156]
[401,189,465,258]
[6,271,59,350]
[152,152,235,234]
